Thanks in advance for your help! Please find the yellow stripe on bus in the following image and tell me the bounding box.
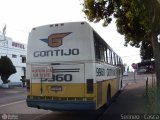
[28,78,118,109]
[28,83,96,97]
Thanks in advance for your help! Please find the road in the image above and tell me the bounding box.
[0,72,153,120]
[0,99,103,120]
[0,100,105,120]
[0,87,105,120]
[0,87,51,120]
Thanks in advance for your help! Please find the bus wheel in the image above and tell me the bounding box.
[107,84,111,106]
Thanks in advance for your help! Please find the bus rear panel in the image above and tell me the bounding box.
[27,63,97,111]
[26,22,97,111]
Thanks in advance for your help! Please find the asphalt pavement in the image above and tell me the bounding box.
[0,86,26,96]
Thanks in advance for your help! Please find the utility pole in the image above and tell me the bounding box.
[0,24,7,41]
[3,24,6,39]
[0,24,8,56]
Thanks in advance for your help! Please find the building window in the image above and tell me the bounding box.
[20,55,26,63]
[12,54,17,58]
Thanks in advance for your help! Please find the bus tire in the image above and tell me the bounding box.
[107,84,111,106]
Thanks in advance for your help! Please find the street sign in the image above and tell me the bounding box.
[132,63,137,69]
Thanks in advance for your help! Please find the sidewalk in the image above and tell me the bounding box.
[100,81,146,120]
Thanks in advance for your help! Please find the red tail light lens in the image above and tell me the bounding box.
[87,79,93,94]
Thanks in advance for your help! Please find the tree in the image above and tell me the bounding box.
[140,41,154,61]
[0,56,16,84]
[82,0,160,86]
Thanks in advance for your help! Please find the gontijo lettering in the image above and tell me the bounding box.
[34,48,79,57]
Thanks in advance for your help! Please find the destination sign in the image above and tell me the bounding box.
[32,67,53,79]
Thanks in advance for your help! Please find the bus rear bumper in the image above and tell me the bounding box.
[26,99,96,111]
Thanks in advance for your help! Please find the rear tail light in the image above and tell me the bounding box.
[26,79,30,92]
[87,79,94,94]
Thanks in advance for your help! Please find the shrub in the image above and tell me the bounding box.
[0,56,16,84]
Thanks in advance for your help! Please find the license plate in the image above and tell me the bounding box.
[50,86,62,91]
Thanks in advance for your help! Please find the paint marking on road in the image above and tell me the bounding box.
[0,100,25,108]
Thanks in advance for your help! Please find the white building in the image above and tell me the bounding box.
[0,35,27,86]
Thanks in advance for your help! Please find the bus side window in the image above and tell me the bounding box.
[104,47,108,63]
[109,50,113,65]
[94,40,101,61]
[113,53,116,65]
[116,55,118,66]
[107,49,110,64]
[100,44,105,62]
[94,31,103,61]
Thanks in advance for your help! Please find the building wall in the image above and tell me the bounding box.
[0,35,27,86]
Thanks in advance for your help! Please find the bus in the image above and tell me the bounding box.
[26,21,123,111]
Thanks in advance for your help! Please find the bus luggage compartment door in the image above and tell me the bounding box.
[30,63,85,98]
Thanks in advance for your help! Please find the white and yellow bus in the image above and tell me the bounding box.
[26,21,123,111]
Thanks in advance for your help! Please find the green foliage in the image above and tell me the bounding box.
[83,0,115,26]
[0,56,16,84]
[82,0,160,52]
[140,41,154,61]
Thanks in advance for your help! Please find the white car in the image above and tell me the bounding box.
[123,71,128,76]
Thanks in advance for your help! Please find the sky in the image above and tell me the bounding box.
[0,0,141,69]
